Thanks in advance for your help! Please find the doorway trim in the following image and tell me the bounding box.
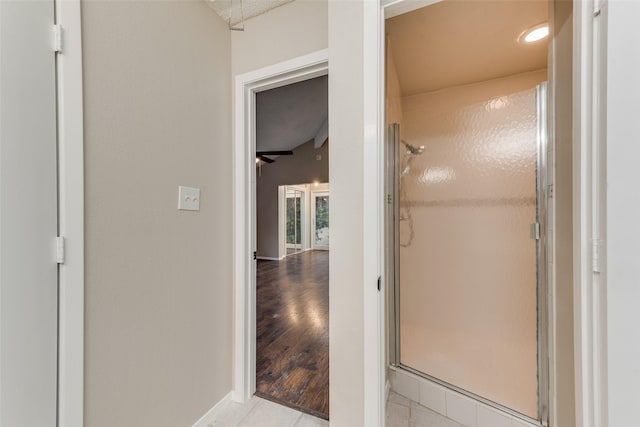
[232,49,329,402]
[572,1,608,426]
[55,1,85,426]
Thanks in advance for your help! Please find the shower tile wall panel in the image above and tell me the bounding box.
[398,70,546,419]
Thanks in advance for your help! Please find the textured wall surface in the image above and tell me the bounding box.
[399,71,546,418]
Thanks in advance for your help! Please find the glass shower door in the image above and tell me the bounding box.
[392,83,547,421]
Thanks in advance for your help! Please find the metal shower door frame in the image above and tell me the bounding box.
[386,82,550,426]
[387,123,401,367]
[535,82,550,426]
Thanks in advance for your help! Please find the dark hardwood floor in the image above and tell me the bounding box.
[256,250,329,420]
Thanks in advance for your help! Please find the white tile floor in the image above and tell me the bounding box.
[208,396,329,427]
[386,392,463,427]
[207,392,460,427]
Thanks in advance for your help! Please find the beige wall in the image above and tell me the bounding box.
[231,0,328,76]
[550,1,575,426]
[329,1,366,425]
[257,140,329,258]
[82,1,232,426]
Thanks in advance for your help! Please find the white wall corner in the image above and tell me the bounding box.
[191,392,232,427]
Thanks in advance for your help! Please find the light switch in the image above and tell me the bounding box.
[178,186,200,211]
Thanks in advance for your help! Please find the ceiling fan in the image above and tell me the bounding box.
[256,150,293,164]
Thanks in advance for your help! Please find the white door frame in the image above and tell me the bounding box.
[232,49,329,402]
[572,0,607,426]
[55,1,85,426]
[375,0,607,426]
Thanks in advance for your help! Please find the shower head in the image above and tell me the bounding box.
[400,140,424,177]
[401,140,425,155]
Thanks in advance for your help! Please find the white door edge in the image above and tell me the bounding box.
[55,1,85,426]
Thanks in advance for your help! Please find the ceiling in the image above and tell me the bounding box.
[386,0,549,96]
[206,0,294,26]
[256,75,328,153]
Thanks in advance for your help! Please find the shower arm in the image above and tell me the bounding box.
[401,140,425,155]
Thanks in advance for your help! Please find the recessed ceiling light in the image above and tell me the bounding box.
[520,23,549,43]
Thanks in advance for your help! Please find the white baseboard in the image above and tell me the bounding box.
[191,391,232,427]
[256,256,283,261]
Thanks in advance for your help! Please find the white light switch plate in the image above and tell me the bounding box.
[178,186,200,211]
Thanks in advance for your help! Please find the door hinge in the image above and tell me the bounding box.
[387,194,392,205]
[253,251,257,261]
[530,223,541,240]
[56,236,65,264]
[594,0,603,17]
[53,24,63,53]
[547,184,553,199]
[377,276,381,291]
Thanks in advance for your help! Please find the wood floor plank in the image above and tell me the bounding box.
[256,250,329,419]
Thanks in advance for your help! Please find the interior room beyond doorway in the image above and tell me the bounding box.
[254,75,330,419]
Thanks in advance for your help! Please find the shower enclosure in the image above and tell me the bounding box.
[388,83,548,423]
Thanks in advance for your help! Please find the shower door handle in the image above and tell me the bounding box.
[530,223,540,240]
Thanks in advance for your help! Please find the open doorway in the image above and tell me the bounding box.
[254,76,330,419]
[384,1,557,426]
